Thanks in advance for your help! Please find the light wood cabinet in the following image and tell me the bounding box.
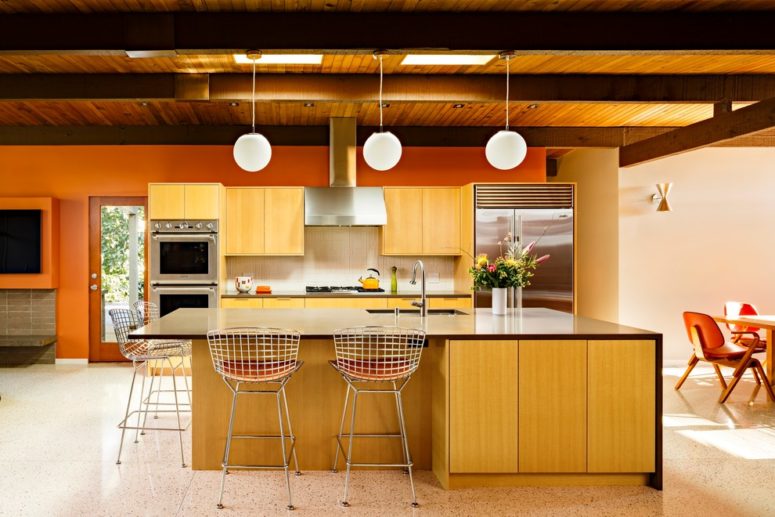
[148,183,221,220]
[225,188,265,254]
[264,188,305,255]
[221,298,263,309]
[588,340,656,473]
[422,188,461,255]
[224,187,304,256]
[428,297,472,309]
[387,297,418,309]
[148,184,185,220]
[382,187,461,256]
[518,340,587,473]
[382,188,423,255]
[450,340,518,473]
[304,298,387,309]
[263,298,305,309]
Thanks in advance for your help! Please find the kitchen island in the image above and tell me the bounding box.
[131,308,662,490]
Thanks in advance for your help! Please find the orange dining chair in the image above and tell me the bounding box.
[724,301,767,353]
[676,311,775,403]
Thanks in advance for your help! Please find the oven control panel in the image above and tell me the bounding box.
[151,220,218,233]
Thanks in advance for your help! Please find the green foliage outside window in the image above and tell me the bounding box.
[101,206,145,303]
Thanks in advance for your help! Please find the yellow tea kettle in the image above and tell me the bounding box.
[358,268,381,290]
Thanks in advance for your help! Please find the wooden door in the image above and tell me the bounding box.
[450,340,518,473]
[518,340,587,472]
[423,188,461,255]
[89,196,148,362]
[588,340,656,473]
[264,188,305,255]
[225,188,265,254]
[382,188,423,255]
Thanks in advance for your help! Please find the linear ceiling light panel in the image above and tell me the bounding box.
[233,54,323,64]
[400,54,496,66]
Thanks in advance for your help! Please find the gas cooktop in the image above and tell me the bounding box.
[305,286,385,293]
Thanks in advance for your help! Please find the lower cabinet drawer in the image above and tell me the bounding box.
[428,297,472,309]
[263,298,305,309]
[220,298,263,308]
[304,298,387,309]
[386,297,417,309]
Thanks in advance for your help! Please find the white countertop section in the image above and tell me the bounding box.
[131,307,658,340]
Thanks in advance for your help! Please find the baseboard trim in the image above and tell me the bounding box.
[55,358,88,365]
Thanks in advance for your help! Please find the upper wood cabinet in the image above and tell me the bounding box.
[225,187,304,256]
[148,183,220,220]
[382,187,461,256]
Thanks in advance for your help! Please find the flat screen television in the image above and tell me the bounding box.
[0,210,41,274]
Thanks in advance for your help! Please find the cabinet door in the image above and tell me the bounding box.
[264,188,304,255]
[450,340,518,473]
[422,188,460,255]
[263,298,305,309]
[304,297,387,309]
[382,188,423,255]
[148,184,185,220]
[225,188,265,254]
[387,297,417,309]
[428,297,472,309]
[184,184,220,219]
[221,298,263,308]
[518,340,587,473]
[588,340,656,473]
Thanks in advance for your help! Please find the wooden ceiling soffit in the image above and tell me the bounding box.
[2,12,775,53]
[620,97,775,167]
[3,74,775,103]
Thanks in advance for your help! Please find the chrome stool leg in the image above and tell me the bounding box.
[393,381,409,474]
[331,384,351,473]
[134,367,148,443]
[396,390,418,508]
[218,382,239,510]
[168,356,186,468]
[281,386,301,476]
[341,388,359,507]
[276,388,295,511]
[116,361,140,465]
[140,367,156,435]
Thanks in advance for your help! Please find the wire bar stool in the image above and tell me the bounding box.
[331,326,426,508]
[207,327,303,511]
[110,308,191,467]
[133,301,192,422]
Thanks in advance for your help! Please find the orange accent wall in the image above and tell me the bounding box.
[0,145,545,359]
[0,197,59,289]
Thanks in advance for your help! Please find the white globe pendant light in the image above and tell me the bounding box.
[363,53,402,171]
[233,51,272,172]
[486,53,527,170]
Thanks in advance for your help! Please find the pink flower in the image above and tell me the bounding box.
[487,264,496,273]
[522,241,536,255]
[536,254,551,264]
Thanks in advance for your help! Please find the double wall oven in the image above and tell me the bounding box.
[150,220,219,317]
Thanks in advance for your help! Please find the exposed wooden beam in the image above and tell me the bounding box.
[3,74,775,103]
[1,12,775,53]
[620,98,775,167]
[546,158,559,178]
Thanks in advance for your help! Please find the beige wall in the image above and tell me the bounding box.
[553,148,620,322]
[619,147,775,363]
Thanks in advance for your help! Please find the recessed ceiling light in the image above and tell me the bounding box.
[229,102,239,107]
[303,102,315,108]
[400,54,496,66]
[233,53,323,65]
[527,103,539,110]
[452,103,465,109]
[381,103,391,108]
[140,101,149,107]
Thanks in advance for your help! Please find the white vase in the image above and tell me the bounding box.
[492,287,507,315]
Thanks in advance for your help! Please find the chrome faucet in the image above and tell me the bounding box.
[410,260,427,317]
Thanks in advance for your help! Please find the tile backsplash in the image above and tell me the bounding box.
[0,289,56,336]
[226,227,456,293]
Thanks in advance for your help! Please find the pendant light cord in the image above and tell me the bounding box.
[251,58,256,133]
[505,54,510,131]
[379,54,384,132]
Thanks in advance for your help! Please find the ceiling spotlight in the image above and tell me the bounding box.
[140,101,149,107]
[527,104,539,110]
[303,102,315,108]
[452,103,465,109]
[381,103,391,108]
[229,102,239,107]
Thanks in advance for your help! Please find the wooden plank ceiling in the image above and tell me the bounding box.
[0,0,770,13]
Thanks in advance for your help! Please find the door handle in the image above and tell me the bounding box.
[90,284,98,291]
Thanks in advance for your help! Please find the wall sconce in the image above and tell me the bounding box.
[652,183,673,212]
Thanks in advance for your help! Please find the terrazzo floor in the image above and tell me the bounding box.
[1,363,775,516]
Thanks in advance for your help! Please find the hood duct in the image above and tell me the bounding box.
[304,118,387,226]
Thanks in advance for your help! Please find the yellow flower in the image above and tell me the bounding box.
[475,255,488,269]
[505,258,518,267]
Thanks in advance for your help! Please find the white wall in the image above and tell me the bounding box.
[619,147,775,363]
[553,148,620,322]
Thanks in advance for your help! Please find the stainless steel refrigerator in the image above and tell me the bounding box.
[474,185,574,313]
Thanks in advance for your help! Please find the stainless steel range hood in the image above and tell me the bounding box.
[304,118,387,226]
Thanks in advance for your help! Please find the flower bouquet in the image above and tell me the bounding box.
[469,233,549,314]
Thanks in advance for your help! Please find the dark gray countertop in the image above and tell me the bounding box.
[130,307,659,341]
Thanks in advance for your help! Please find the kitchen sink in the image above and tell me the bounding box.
[365,309,468,316]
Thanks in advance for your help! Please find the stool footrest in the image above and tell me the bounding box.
[231,434,296,440]
[117,409,191,432]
